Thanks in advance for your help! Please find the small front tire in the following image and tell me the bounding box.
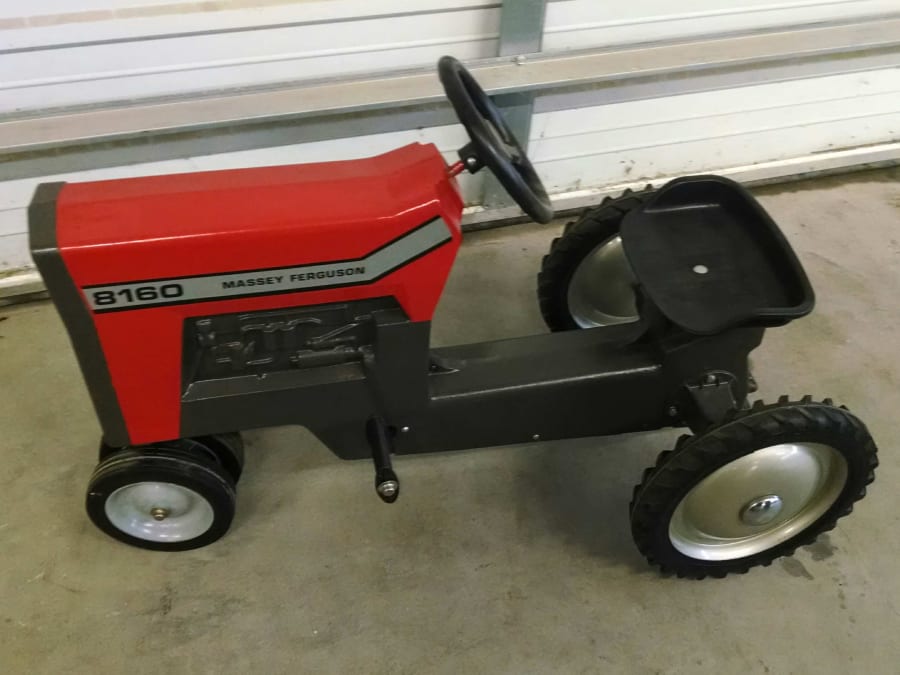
[86,445,237,551]
[99,433,244,481]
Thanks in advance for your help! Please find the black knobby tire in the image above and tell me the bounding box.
[86,445,237,551]
[538,187,656,331]
[630,398,877,579]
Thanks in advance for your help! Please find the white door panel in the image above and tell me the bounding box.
[530,69,900,192]
[0,3,500,112]
[545,0,898,50]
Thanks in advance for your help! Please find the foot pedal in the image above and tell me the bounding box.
[366,417,400,503]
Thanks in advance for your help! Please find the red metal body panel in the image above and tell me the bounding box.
[55,143,463,443]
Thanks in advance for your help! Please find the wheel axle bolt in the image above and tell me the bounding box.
[740,495,783,526]
[150,507,170,521]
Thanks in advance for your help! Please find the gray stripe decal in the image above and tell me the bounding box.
[85,218,452,312]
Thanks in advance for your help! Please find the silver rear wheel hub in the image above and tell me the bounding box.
[740,495,783,525]
[567,235,639,328]
[105,482,214,542]
[669,443,847,561]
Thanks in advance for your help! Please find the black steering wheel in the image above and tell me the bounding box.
[438,56,554,224]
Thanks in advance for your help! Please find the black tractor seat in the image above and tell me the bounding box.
[620,176,814,335]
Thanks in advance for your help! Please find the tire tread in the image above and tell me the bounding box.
[538,186,657,331]
[629,398,877,579]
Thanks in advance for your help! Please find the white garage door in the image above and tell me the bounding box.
[1,0,898,276]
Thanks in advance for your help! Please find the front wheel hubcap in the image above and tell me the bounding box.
[105,482,214,542]
[669,443,848,561]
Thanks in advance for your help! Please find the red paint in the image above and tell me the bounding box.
[56,143,463,443]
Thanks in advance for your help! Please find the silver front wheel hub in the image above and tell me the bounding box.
[669,443,847,561]
[105,482,214,542]
[150,507,170,521]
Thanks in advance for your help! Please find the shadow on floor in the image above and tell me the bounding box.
[511,431,675,571]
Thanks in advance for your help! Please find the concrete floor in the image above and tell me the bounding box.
[2,168,899,674]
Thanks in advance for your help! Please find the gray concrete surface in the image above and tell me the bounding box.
[1,168,899,674]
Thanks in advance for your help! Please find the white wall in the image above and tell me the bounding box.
[0,1,500,113]
[6,0,897,114]
[530,68,900,194]
[544,0,898,50]
[1,1,898,273]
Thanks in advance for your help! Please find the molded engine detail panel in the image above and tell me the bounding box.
[183,297,398,388]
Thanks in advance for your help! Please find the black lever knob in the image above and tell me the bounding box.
[375,467,400,503]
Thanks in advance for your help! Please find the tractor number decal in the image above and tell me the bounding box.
[82,217,452,313]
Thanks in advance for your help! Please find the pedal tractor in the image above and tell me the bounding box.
[30,56,877,578]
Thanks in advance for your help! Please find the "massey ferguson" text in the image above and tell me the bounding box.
[220,266,366,289]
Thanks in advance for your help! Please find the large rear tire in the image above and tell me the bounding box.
[630,398,877,579]
[538,187,655,331]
